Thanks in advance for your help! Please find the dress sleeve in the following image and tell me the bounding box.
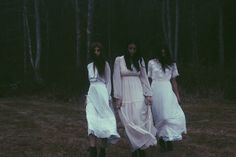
[113,57,122,99]
[139,58,152,96]
[147,60,152,78]
[105,62,111,97]
[171,63,179,78]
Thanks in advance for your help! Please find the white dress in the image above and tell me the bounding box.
[86,62,120,144]
[113,56,157,151]
[148,59,187,141]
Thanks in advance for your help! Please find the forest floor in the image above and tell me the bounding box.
[0,95,235,157]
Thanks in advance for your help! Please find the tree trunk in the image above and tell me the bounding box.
[107,0,111,61]
[87,0,94,63]
[42,0,50,73]
[75,0,81,70]
[24,1,34,70]
[218,2,224,72]
[23,0,28,75]
[174,0,179,62]
[162,0,168,46]
[34,0,42,82]
[191,2,199,65]
[166,0,173,57]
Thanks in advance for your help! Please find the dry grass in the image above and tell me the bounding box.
[0,96,235,157]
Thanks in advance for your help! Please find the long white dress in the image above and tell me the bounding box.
[113,56,157,151]
[148,59,187,141]
[86,62,120,144]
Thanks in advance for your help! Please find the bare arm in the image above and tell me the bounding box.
[105,62,111,97]
[139,58,152,105]
[139,58,152,97]
[113,57,122,108]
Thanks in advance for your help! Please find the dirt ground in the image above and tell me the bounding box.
[0,95,235,157]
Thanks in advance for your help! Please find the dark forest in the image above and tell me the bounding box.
[0,0,235,99]
[0,1,236,157]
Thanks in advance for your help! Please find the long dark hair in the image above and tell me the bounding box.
[90,42,106,77]
[157,46,174,73]
[124,41,142,72]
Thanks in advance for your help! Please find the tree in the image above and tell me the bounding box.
[161,0,180,62]
[23,0,28,76]
[191,1,199,65]
[87,0,94,62]
[23,0,42,83]
[218,0,224,72]
[107,0,112,61]
[174,0,179,62]
[75,0,81,70]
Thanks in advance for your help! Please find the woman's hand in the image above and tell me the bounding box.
[115,98,122,109]
[145,96,152,106]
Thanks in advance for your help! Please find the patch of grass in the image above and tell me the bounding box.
[0,96,235,157]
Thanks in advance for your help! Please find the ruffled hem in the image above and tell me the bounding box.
[118,105,157,150]
[160,135,183,141]
[88,129,120,144]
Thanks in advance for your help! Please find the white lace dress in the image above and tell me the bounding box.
[113,56,157,151]
[86,62,120,144]
[148,59,187,141]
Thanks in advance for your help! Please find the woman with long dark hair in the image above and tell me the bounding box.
[148,46,186,152]
[86,42,120,157]
[113,41,157,157]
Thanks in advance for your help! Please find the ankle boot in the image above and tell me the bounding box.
[131,150,138,157]
[159,138,167,152]
[99,147,106,157]
[138,149,146,157]
[89,147,97,157]
[166,141,173,151]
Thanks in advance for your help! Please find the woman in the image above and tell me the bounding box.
[113,41,157,157]
[148,46,187,152]
[86,42,120,157]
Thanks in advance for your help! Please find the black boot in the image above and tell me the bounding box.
[138,149,146,157]
[159,138,167,152]
[89,147,97,157]
[166,141,173,151]
[99,148,106,157]
[131,150,138,157]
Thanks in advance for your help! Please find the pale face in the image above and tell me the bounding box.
[94,47,101,56]
[128,43,136,56]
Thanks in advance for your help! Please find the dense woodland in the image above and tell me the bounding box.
[0,0,235,99]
